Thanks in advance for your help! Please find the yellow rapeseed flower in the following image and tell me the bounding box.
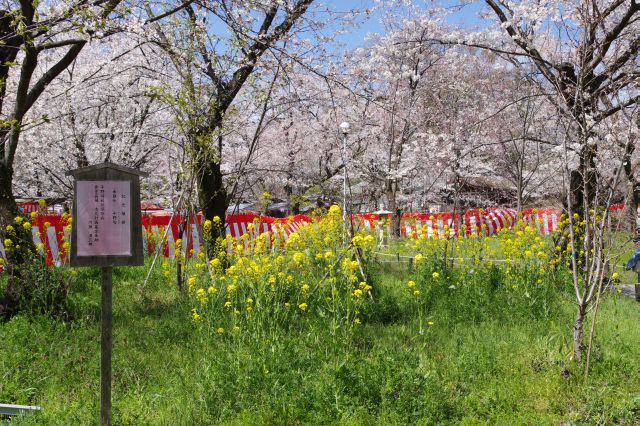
[293,251,306,264]
[191,308,202,321]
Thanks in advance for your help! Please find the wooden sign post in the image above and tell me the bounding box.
[634,261,640,302]
[66,163,148,426]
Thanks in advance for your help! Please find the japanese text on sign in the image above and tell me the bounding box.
[77,181,132,256]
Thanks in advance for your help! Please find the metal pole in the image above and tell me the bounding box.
[101,266,113,426]
[342,132,347,225]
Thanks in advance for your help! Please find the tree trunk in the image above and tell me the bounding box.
[623,181,640,235]
[0,163,19,228]
[516,169,523,214]
[573,303,587,362]
[562,143,597,258]
[622,141,640,236]
[197,160,228,253]
[568,168,585,219]
[1,163,35,262]
[0,162,37,319]
[391,208,401,238]
[568,144,597,218]
[452,176,462,235]
[385,178,401,238]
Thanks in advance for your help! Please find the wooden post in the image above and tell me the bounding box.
[101,266,113,426]
[396,253,400,263]
[408,257,414,271]
[66,163,148,425]
[634,262,640,303]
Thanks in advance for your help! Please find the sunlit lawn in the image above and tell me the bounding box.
[1,254,639,425]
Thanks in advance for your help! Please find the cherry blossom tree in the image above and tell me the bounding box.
[221,67,363,214]
[346,11,451,236]
[142,0,318,245]
[14,36,176,201]
[463,0,639,363]
[481,75,562,212]
[0,0,128,226]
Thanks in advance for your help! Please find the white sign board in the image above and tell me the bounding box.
[76,181,132,256]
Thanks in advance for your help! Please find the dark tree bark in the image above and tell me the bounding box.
[622,139,640,236]
[0,164,19,225]
[197,158,228,242]
[385,177,402,238]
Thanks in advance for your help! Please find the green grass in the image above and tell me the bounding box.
[1,259,639,425]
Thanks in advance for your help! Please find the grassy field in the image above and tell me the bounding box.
[1,257,639,425]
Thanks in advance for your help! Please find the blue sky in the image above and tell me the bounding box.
[325,0,486,49]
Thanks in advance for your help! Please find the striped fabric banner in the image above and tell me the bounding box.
[356,207,560,239]
[5,203,637,268]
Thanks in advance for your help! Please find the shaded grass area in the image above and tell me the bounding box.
[1,263,639,425]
